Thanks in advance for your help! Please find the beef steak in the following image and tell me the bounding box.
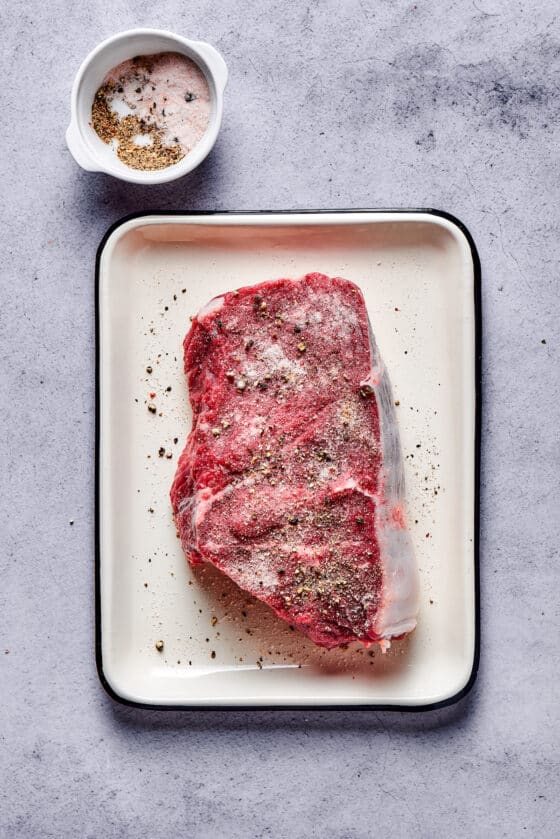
[171,273,419,649]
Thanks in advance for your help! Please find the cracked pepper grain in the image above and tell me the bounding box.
[92,84,184,171]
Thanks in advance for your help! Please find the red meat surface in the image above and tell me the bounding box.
[171,273,419,649]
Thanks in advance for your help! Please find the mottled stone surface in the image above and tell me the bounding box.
[1,1,559,836]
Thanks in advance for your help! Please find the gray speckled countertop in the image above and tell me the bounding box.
[1,1,559,837]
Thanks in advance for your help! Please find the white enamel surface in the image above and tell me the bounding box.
[98,211,477,707]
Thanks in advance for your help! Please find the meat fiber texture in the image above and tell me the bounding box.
[171,273,419,650]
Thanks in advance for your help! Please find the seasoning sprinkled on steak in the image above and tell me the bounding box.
[170,273,419,649]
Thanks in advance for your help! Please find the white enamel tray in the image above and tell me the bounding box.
[96,211,480,709]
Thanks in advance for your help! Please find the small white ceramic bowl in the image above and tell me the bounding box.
[66,29,227,184]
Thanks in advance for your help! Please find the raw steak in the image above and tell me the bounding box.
[171,273,419,649]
